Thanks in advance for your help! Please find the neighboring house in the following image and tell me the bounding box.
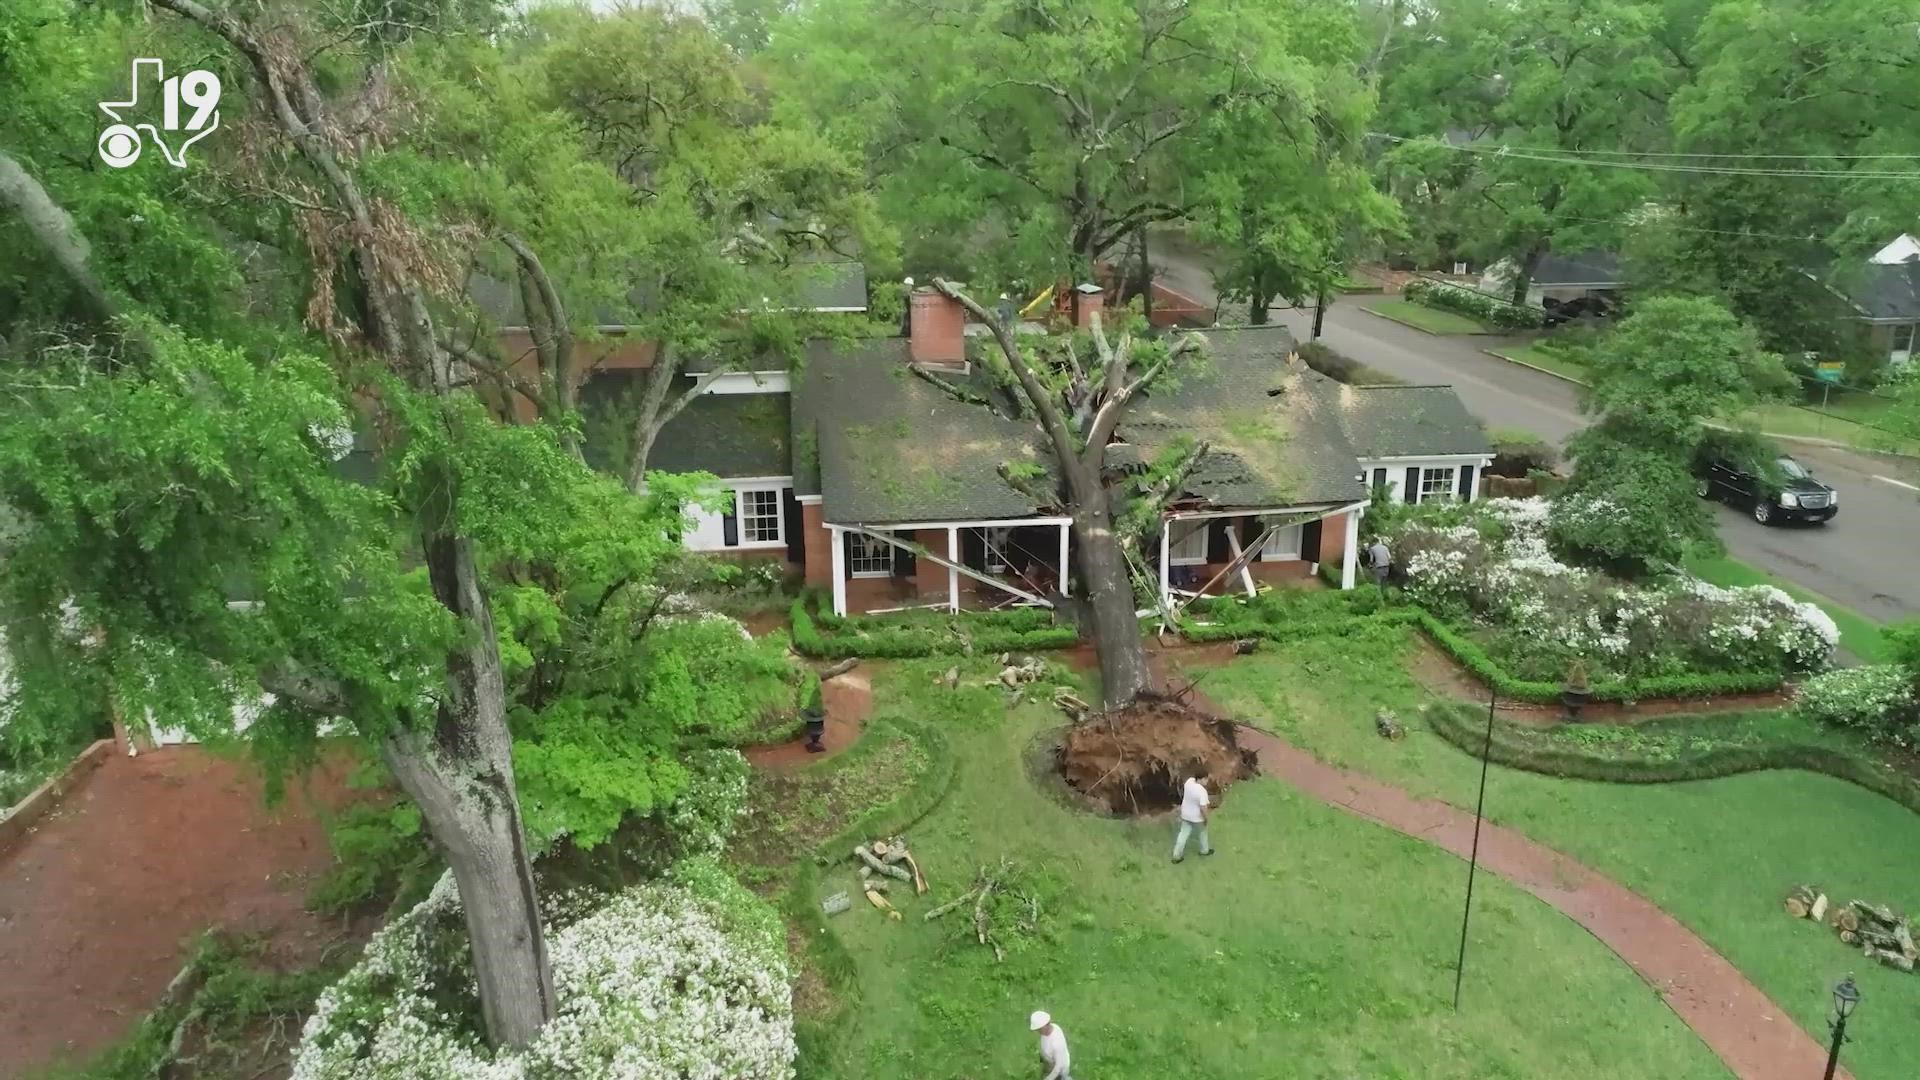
[1478,250,1624,306]
[1834,235,1920,366]
[640,284,1490,616]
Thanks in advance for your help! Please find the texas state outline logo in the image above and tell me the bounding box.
[97,57,222,168]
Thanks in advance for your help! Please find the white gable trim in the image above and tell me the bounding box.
[684,370,790,395]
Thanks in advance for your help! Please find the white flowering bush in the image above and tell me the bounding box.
[293,860,795,1080]
[1384,498,1837,680]
[1795,666,1920,748]
[665,748,750,861]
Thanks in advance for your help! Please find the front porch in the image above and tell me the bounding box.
[821,517,1072,616]
[1157,502,1366,610]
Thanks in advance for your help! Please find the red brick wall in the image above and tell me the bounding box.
[801,504,833,589]
[1319,510,1353,568]
[495,331,660,422]
[909,291,965,364]
[912,529,949,595]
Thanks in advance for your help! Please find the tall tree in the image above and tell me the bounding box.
[776,0,1370,283]
[1376,0,1671,301]
[930,281,1201,706]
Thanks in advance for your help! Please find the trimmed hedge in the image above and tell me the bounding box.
[1181,609,1418,644]
[1404,277,1545,330]
[1424,702,1920,816]
[1408,608,1785,703]
[790,593,1079,659]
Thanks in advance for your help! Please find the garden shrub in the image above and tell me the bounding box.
[311,799,444,916]
[1403,277,1545,330]
[1385,497,1834,685]
[1794,666,1919,749]
[292,862,794,1080]
[789,592,1078,658]
[1486,427,1558,478]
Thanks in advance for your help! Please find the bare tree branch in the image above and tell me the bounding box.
[933,278,1080,466]
[440,335,547,418]
[0,148,129,342]
[1136,439,1212,510]
[911,363,1018,422]
[996,462,1061,510]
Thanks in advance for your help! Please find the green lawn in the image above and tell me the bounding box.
[1368,299,1498,335]
[1491,343,1590,383]
[1681,551,1890,663]
[1741,399,1920,456]
[1197,625,1920,1080]
[805,659,1730,1080]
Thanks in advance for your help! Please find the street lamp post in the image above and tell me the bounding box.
[1823,974,1860,1080]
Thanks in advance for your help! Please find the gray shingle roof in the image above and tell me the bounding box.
[580,373,792,479]
[790,338,1052,523]
[1119,326,1368,509]
[793,262,867,311]
[1533,250,1623,287]
[1844,261,1920,320]
[1338,385,1490,458]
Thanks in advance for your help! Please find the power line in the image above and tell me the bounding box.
[1369,133,1920,180]
[1420,143,1920,161]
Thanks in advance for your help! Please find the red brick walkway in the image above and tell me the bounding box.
[1236,726,1847,1080]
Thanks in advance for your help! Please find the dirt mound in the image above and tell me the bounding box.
[1056,695,1259,815]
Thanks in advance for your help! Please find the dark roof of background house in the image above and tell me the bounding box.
[1844,261,1920,320]
[579,372,792,479]
[789,338,1053,524]
[1531,250,1623,286]
[1339,385,1490,458]
[1120,326,1368,509]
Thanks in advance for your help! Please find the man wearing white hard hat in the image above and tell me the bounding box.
[1029,1010,1072,1080]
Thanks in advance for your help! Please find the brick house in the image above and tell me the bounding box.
[631,285,1489,617]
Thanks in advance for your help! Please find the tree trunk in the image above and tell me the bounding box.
[1312,289,1328,339]
[1068,494,1149,708]
[1508,243,1545,307]
[385,520,557,1048]
[1248,288,1272,326]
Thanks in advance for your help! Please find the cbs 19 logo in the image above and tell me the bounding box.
[97,59,222,169]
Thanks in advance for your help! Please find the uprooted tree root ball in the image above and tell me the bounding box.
[1055,694,1259,816]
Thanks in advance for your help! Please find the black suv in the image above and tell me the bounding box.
[1694,453,1837,525]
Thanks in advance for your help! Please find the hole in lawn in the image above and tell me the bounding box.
[1053,693,1259,816]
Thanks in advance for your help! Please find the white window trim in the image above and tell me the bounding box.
[1259,521,1303,560]
[847,530,896,578]
[1419,467,1458,502]
[720,481,788,550]
[1168,520,1209,566]
[1892,323,1916,352]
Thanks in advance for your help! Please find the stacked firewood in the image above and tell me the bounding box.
[1784,885,1917,973]
[850,836,927,920]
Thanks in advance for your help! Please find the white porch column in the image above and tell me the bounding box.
[829,524,848,616]
[1057,522,1070,597]
[947,527,960,612]
[1340,510,1360,590]
[1158,518,1172,609]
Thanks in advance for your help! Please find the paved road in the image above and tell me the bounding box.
[1156,246,1920,624]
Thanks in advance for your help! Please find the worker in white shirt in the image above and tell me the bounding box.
[1029,1010,1073,1080]
[1172,774,1213,862]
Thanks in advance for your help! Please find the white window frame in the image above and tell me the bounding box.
[847,531,895,577]
[1259,520,1303,560]
[1419,467,1457,502]
[1892,323,1916,355]
[983,527,1013,573]
[736,486,783,545]
[722,483,786,549]
[1168,520,1210,565]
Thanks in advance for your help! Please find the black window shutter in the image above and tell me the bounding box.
[721,489,738,546]
[1405,466,1422,505]
[1458,465,1475,502]
[1371,467,1388,492]
[892,532,916,578]
[783,489,805,563]
[1301,518,1323,563]
[1206,520,1230,563]
[962,528,986,570]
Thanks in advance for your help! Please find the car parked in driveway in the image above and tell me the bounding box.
[1694,452,1837,525]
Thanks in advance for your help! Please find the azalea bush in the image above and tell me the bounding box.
[1793,666,1919,749]
[1387,498,1837,681]
[1403,277,1545,329]
[292,860,795,1080]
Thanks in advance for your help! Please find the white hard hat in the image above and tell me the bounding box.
[1029,1010,1050,1031]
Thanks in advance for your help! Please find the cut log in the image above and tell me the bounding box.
[924,888,980,922]
[871,840,891,858]
[903,852,928,895]
[854,845,912,881]
[1866,945,1915,972]
[865,888,902,921]
[1811,894,1830,923]
[1839,930,1859,946]
[1836,907,1861,934]
[1785,897,1810,919]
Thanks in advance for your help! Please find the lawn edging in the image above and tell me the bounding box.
[1484,347,1588,385]
[0,738,113,854]
[1423,701,1920,815]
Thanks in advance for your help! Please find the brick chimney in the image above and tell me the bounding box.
[1070,282,1105,329]
[908,285,966,365]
